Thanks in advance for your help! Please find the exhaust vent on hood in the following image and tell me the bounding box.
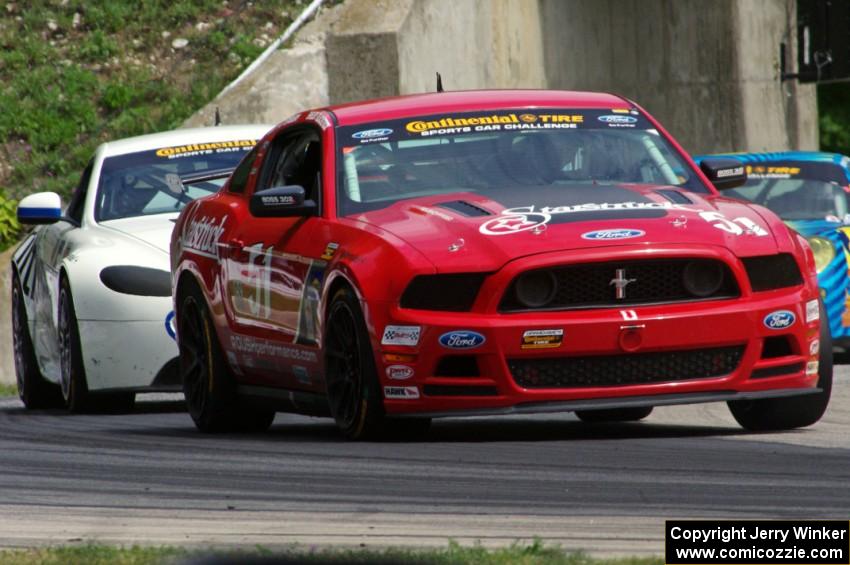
[654,189,693,204]
[437,200,493,217]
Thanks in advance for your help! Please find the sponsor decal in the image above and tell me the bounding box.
[763,310,796,330]
[806,299,820,323]
[620,309,638,321]
[439,330,486,349]
[810,339,820,356]
[381,325,421,346]
[320,242,339,261]
[611,108,631,114]
[521,329,564,350]
[155,139,256,158]
[715,166,745,178]
[293,365,311,385]
[261,194,295,206]
[384,386,420,400]
[164,311,176,340]
[229,334,318,363]
[806,361,819,375]
[182,215,227,258]
[410,205,453,221]
[479,202,682,236]
[386,365,414,380]
[294,261,325,347]
[352,128,393,139]
[581,228,645,240]
[745,165,801,179]
[404,113,585,137]
[306,111,332,129]
[598,114,638,124]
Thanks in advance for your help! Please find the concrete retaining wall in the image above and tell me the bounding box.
[187,0,816,155]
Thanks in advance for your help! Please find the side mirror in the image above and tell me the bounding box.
[700,158,747,191]
[17,192,62,225]
[250,185,317,218]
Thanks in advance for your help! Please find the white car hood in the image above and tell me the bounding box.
[98,213,177,254]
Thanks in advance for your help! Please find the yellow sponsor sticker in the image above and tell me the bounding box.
[155,139,257,158]
[521,329,564,349]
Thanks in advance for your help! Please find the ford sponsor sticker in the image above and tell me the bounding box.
[581,229,645,240]
[763,310,796,330]
[439,330,486,349]
[384,385,419,399]
[381,325,421,346]
[598,115,638,124]
[386,365,414,380]
[352,128,393,139]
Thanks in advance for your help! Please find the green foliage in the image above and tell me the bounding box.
[0,383,17,397]
[818,83,850,154]
[0,0,302,209]
[0,191,20,252]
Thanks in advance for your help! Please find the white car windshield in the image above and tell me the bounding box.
[95,139,256,221]
[335,108,708,216]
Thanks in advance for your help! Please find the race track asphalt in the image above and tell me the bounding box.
[1,365,848,557]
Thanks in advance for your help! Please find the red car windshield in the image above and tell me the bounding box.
[723,161,850,222]
[335,108,708,216]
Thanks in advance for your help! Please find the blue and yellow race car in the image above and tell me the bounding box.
[696,151,850,349]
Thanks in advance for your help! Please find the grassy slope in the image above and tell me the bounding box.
[0,0,305,249]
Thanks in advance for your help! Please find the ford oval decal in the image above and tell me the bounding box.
[439,330,486,349]
[581,229,645,240]
[352,128,393,139]
[598,115,638,124]
[763,310,796,330]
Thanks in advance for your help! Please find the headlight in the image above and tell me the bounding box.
[514,270,558,308]
[807,236,835,273]
[682,260,725,297]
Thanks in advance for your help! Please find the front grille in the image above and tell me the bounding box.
[509,345,745,388]
[500,258,739,311]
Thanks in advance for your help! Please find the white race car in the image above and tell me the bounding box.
[11,125,270,411]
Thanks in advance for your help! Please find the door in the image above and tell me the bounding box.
[221,127,325,390]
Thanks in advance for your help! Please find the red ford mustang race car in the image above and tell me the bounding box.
[171,90,830,439]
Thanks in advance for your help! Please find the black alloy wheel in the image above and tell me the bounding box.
[178,284,274,433]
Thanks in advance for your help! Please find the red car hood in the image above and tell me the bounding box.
[348,184,781,273]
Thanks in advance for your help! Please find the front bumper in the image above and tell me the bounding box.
[78,319,179,391]
[373,289,821,416]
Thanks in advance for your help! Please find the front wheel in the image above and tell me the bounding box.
[58,280,94,413]
[324,288,386,440]
[728,300,832,431]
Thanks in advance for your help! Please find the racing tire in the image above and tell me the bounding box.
[575,406,653,423]
[11,273,63,409]
[178,283,274,433]
[58,279,97,413]
[324,287,386,440]
[728,300,832,431]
